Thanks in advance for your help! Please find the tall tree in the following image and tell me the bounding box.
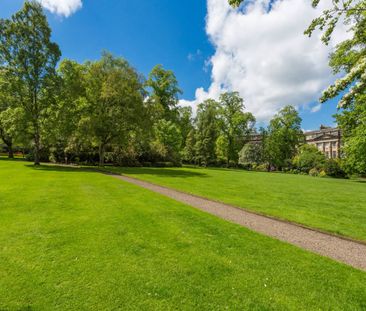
[0,1,61,165]
[146,64,182,122]
[195,99,221,166]
[218,92,255,165]
[49,59,86,163]
[265,106,303,170]
[151,119,182,164]
[305,0,366,174]
[82,52,145,166]
[177,106,193,148]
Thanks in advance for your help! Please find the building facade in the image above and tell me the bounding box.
[304,125,342,159]
[249,125,342,159]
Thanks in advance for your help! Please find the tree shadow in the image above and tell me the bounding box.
[112,167,208,178]
[25,163,98,174]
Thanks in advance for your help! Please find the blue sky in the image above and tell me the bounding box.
[0,0,341,130]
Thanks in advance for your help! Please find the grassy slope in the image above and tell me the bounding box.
[106,166,366,241]
[0,160,366,310]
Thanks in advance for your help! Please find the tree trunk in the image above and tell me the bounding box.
[99,143,105,167]
[0,129,14,159]
[8,144,14,159]
[34,132,41,166]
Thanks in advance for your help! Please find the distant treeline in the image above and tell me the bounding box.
[0,1,365,177]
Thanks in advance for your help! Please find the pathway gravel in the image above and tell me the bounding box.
[109,173,366,271]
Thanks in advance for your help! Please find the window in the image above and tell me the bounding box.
[325,152,330,158]
[332,151,337,158]
[332,141,337,148]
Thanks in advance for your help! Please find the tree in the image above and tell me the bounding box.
[238,143,264,168]
[83,52,145,166]
[336,95,366,175]
[265,106,303,170]
[292,144,326,173]
[182,129,196,163]
[151,119,182,164]
[49,59,86,163]
[228,0,244,7]
[195,99,221,166]
[218,92,255,165]
[0,1,61,165]
[177,106,193,147]
[304,0,366,174]
[146,64,182,122]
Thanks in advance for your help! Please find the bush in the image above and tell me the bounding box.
[309,168,319,177]
[253,163,268,172]
[292,145,326,173]
[142,162,152,167]
[319,170,327,178]
[324,159,347,178]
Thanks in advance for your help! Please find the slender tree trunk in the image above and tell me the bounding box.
[34,132,41,166]
[99,143,105,167]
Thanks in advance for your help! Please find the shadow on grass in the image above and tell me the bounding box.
[0,156,26,162]
[112,167,208,179]
[25,164,99,174]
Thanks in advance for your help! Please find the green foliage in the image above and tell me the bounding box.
[82,52,145,166]
[151,119,182,164]
[238,143,263,168]
[265,106,303,170]
[0,1,61,165]
[182,129,196,163]
[336,96,366,175]
[228,0,244,7]
[218,92,256,165]
[194,99,221,166]
[309,167,320,177]
[305,0,366,175]
[324,158,347,178]
[292,144,326,173]
[146,64,182,122]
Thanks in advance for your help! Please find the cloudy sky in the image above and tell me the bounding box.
[1,0,346,129]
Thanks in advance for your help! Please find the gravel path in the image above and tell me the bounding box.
[110,173,366,271]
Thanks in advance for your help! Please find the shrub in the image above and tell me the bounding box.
[292,145,326,173]
[254,163,268,172]
[324,159,347,178]
[309,168,319,177]
[319,170,327,178]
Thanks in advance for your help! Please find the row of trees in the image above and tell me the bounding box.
[0,1,365,176]
[0,2,256,168]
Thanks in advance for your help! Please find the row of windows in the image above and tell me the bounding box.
[325,151,338,158]
[316,142,338,149]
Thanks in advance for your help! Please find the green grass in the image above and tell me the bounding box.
[1,159,366,310]
[106,166,366,242]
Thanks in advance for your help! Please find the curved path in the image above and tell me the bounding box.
[109,173,366,271]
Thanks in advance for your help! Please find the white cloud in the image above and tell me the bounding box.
[311,104,322,113]
[181,0,348,120]
[37,0,82,17]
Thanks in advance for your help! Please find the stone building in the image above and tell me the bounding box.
[249,125,342,159]
[304,125,342,159]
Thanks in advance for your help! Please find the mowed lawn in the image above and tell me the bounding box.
[1,160,366,310]
[107,166,366,241]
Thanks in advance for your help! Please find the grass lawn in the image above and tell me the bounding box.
[106,166,366,242]
[1,159,366,310]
